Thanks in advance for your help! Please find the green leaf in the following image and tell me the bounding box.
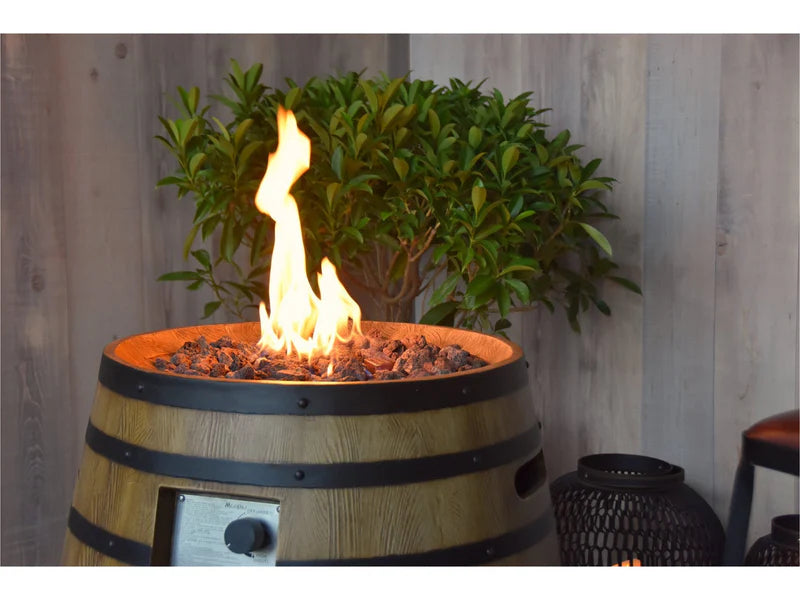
[188,152,206,177]
[501,146,520,176]
[203,300,222,319]
[284,86,301,110]
[497,284,511,317]
[471,184,486,215]
[505,278,530,304]
[419,301,459,326]
[468,126,483,149]
[578,222,613,256]
[593,298,611,316]
[182,223,200,260]
[191,248,211,270]
[211,117,231,141]
[158,270,201,281]
[342,226,364,244]
[494,318,512,332]
[156,175,184,188]
[380,104,404,133]
[326,182,341,206]
[221,218,236,262]
[392,157,409,181]
[465,274,495,298]
[608,276,642,295]
[250,220,269,266]
[578,179,612,193]
[233,118,254,149]
[430,272,461,306]
[331,146,344,180]
[428,109,440,138]
[360,80,379,112]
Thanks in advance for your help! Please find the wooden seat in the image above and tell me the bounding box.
[723,410,799,565]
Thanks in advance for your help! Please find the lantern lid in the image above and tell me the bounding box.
[576,453,685,490]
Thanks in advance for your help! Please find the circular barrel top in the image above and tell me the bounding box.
[99,321,528,416]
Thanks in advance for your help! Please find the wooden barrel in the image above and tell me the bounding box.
[62,321,559,566]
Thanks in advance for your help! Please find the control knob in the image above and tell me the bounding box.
[224,518,270,555]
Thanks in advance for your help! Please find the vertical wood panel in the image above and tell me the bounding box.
[642,35,722,499]
[134,34,216,331]
[519,35,646,480]
[55,35,148,472]
[713,34,800,541]
[410,34,646,481]
[1,34,76,566]
[410,34,524,96]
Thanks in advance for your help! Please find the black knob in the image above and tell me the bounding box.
[224,518,270,554]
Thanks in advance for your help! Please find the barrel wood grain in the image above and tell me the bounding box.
[65,447,554,563]
[89,386,538,463]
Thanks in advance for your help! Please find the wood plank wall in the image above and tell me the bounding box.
[2,33,797,565]
[0,33,404,566]
[410,33,799,545]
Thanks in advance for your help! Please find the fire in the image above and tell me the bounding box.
[612,559,642,566]
[254,107,361,360]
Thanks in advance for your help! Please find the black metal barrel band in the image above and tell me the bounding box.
[67,507,151,566]
[85,421,542,489]
[67,505,552,566]
[97,353,529,416]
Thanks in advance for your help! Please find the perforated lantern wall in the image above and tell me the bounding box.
[745,515,799,567]
[550,454,725,566]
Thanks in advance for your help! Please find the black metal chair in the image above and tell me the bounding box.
[723,410,799,565]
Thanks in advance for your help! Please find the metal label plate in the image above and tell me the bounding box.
[171,492,280,566]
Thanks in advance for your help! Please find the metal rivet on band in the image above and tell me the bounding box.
[294,470,305,481]
[297,398,309,409]
[137,383,144,392]
[461,387,469,396]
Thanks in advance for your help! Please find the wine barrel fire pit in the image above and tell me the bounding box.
[62,320,559,566]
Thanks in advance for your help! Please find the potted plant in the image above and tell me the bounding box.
[156,60,640,334]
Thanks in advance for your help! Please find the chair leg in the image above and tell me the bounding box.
[723,460,754,565]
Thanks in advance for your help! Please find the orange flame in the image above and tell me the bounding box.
[254,107,361,360]
[612,559,642,567]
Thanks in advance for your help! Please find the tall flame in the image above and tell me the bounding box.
[255,107,361,360]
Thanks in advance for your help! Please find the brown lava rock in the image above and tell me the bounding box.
[152,332,488,382]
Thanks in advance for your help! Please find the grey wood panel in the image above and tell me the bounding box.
[713,34,799,541]
[520,35,646,481]
[54,35,148,475]
[1,34,76,566]
[410,34,524,96]
[133,34,217,331]
[410,34,647,481]
[641,35,722,500]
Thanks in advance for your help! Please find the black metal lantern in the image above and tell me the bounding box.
[745,515,799,566]
[550,454,725,566]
